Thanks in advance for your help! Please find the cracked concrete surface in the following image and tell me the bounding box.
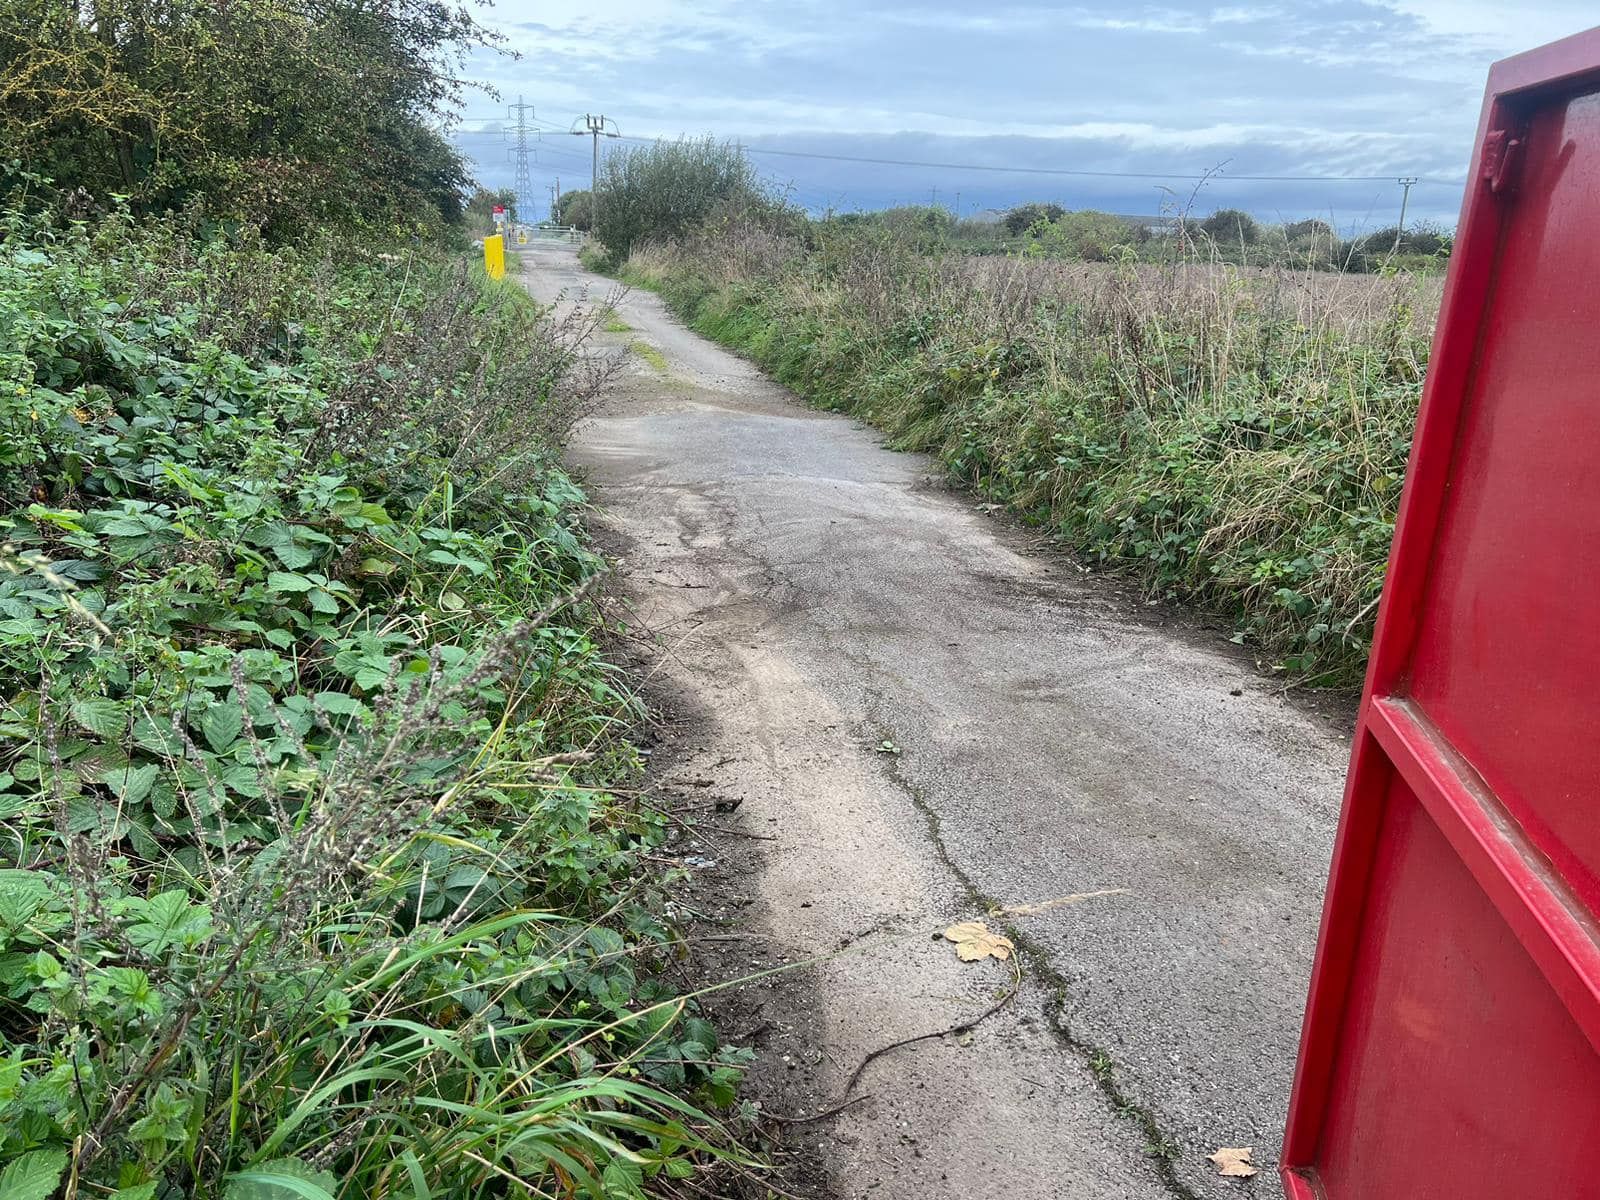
[519,242,1348,1199]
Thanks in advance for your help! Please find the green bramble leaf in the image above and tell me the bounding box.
[0,871,48,930]
[0,1147,68,1200]
[602,1157,644,1199]
[108,762,160,804]
[266,570,314,594]
[312,691,364,717]
[197,703,244,752]
[126,891,213,955]
[71,697,126,737]
[251,523,318,570]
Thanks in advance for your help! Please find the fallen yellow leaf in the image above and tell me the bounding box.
[943,920,1014,962]
[1208,1147,1258,1178]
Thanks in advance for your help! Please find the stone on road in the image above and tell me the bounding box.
[519,241,1346,1200]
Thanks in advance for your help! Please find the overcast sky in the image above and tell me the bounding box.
[452,1,1597,230]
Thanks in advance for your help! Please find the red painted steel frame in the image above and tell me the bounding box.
[1282,25,1600,1199]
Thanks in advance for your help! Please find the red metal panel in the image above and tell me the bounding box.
[1283,26,1600,1198]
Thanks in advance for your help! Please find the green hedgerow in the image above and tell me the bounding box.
[0,207,750,1198]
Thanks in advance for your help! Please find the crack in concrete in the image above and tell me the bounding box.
[861,700,1206,1200]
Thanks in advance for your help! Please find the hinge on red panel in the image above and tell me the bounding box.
[1481,126,1525,194]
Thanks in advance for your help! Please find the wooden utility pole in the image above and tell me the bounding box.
[1392,176,1418,252]
[571,114,620,223]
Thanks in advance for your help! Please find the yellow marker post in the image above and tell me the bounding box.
[483,234,505,280]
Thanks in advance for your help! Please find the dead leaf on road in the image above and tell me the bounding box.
[1208,1147,1258,1178]
[943,921,1014,962]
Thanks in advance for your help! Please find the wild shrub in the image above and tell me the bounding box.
[1023,211,1144,262]
[1002,204,1066,236]
[0,209,748,1197]
[466,186,520,232]
[559,190,596,232]
[0,1,485,234]
[1198,209,1262,246]
[591,139,771,264]
[1339,221,1453,273]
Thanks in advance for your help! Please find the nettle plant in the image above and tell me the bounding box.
[0,214,747,1198]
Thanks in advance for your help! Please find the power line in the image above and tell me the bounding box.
[462,139,592,168]
[463,113,1465,191]
[454,123,593,168]
[615,134,1462,186]
[460,113,570,134]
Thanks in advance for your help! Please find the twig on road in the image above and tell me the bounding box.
[842,966,1021,1096]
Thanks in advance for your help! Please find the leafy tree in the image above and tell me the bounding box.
[467,186,518,231]
[0,0,488,235]
[1003,202,1066,236]
[1284,218,1335,242]
[558,188,594,230]
[592,137,761,258]
[1199,208,1261,245]
[1027,210,1139,261]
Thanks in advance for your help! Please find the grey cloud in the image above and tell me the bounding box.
[455,0,1596,226]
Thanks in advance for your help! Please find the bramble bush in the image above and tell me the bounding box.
[0,208,749,1199]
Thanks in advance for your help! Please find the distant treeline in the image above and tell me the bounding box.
[559,130,1450,276]
[821,203,1452,273]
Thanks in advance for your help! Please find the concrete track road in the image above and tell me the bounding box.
[519,241,1347,1200]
